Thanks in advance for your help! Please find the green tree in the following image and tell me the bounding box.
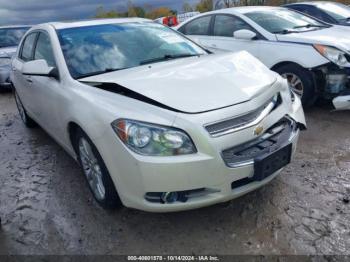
[146,7,174,19]
[183,2,194,12]
[195,0,213,12]
[95,6,120,18]
[127,0,146,17]
[133,6,146,17]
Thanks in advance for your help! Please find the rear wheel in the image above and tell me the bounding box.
[75,129,122,209]
[14,89,37,128]
[275,64,316,107]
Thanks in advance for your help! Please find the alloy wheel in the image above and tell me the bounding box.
[79,137,106,201]
[282,73,304,97]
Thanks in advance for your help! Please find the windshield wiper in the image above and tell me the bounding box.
[272,29,299,34]
[77,67,128,79]
[293,24,328,29]
[140,54,200,65]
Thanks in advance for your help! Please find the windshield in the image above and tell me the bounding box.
[0,27,29,48]
[57,22,207,79]
[245,9,327,34]
[316,2,350,21]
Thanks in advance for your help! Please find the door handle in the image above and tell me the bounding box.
[26,78,33,83]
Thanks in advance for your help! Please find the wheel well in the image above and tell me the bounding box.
[271,61,305,72]
[68,122,81,154]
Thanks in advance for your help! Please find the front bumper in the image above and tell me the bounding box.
[333,93,350,110]
[94,89,305,212]
[314,64,350,110]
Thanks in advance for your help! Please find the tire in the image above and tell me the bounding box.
[74,129,122,209]
[13,89,37,128]
[274,63,316,107]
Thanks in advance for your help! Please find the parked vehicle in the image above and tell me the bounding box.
[284,1,350,27]
[154,15,179,27]
[177,12,200,24]
[11,18,305,212]
[155,12,200,27]
[176,6,350,110]
[0,26,30,89]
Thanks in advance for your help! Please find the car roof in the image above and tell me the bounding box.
[45,18,151,30]
[285,1,340,7]
[208,6,288,15]
[0,25,31,29]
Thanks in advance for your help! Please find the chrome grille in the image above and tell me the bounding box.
[222,117,296,168]
[205,94,281,137]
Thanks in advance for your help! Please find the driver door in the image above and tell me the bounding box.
[28,32,64,142]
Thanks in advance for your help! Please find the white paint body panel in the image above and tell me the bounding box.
[11,19,305,212]
[176,7,336,69]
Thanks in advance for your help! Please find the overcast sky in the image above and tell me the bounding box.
[0,0,201,25]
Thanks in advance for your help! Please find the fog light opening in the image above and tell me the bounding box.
[161,192,179,203]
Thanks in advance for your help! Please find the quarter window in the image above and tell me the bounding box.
[34,33,56,67]
[214,15,253,37]
[183,16,211,35]
[20,33,37,61]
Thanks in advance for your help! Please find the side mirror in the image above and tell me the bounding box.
[22,59,59,79]
[233,29,257,40]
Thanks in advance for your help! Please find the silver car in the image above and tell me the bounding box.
[0,26,30,89]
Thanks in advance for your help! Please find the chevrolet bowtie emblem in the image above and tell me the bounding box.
[254,126,264,136]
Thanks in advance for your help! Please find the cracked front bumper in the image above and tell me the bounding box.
[333,93,350,110]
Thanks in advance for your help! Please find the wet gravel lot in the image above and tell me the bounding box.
[0,91,349,255]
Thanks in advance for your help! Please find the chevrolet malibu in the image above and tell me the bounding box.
[11,18,305,212]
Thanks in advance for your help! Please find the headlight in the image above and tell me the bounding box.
[0,57,11,67]
[111,119,197,156]
[313,44,348,67]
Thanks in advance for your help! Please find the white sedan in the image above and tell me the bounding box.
[11,18,305,212]
[176,6,350,110]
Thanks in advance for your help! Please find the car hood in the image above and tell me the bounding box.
[80,51,277,113]
[0,46,17,57]
[276,27,350,52]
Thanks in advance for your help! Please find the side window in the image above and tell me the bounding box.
[34,33,56,67]
[20,33,37,62]
[293,5,327,22]
[213,15,253,37]
[300,6,319,17]
[183,16,211,35]
[307,7,333,23]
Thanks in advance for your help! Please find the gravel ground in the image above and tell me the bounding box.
[0,91,349,255]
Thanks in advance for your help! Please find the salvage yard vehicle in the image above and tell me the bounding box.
[176,6,350,110]
[284,1,350,27]
[11,18,305,212]
[0,26,30,89]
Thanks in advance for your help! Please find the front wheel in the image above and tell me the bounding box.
[275,64,316,107]
[75,129,122,209]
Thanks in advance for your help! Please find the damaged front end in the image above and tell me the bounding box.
[313,63,350,110]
